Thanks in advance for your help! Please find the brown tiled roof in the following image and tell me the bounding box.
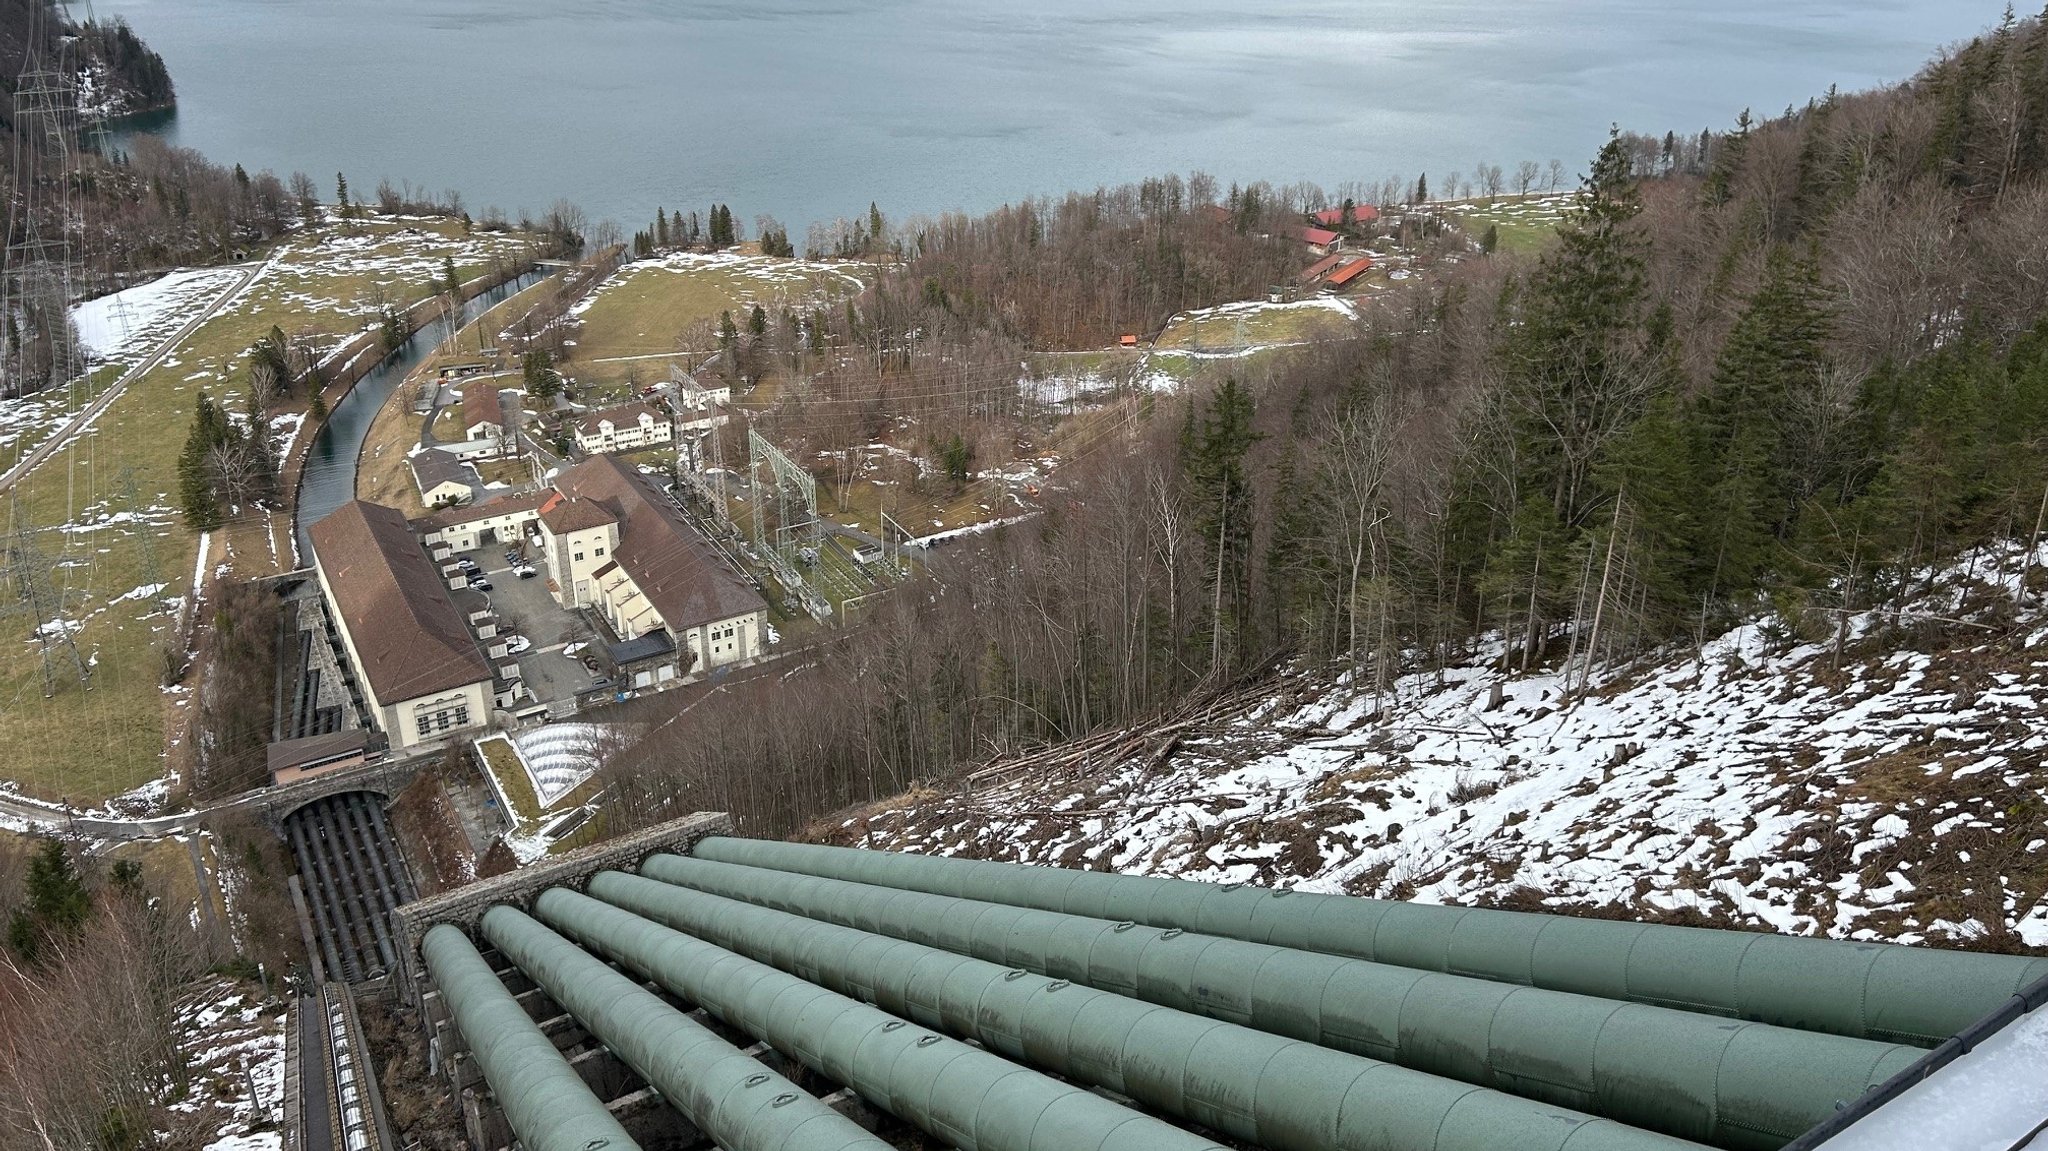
[554,454,766,631]
[462,384,504,431]
[411,489,550,532]
[539,493,617,534]
[310,501,493,704]
[574,401,667,437]
[408,448,475,493]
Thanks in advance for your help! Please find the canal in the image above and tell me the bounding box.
[293,272,542,558]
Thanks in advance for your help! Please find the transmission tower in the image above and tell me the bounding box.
[747,428,830,619]
[1,9,92,402]
[118,466,171,614]
[0,504,92,696]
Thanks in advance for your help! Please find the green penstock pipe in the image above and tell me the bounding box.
[690,836,2048,1046]
[419,923,641,1151]
[477,905,892,1151]
[641,854,1917,1150]
[529,884,1233,1151]
[590,868,1706,1151]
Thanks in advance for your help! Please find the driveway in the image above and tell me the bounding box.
[464,547,606,706]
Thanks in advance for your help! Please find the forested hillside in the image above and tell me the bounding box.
[0,0,173,120]
[597,10,2048,902]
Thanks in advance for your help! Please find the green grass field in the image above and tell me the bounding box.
[1153,299,1360,351]
[568,254,866,386]
[1445,193,1572,256]
[0,217,538,806]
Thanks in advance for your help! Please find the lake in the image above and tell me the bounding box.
[99,0,1999,240]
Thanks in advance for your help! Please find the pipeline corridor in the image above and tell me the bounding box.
[411,838,2048,1151]
[285,792,417,983]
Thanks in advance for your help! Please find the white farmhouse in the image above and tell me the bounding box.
[572,401,673,455]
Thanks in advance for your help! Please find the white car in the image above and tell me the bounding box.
[504,635,532,655]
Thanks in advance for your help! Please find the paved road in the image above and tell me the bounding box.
[0,258,267,495]
[0,790,196,840]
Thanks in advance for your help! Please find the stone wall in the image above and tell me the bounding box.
[392,810,730,999]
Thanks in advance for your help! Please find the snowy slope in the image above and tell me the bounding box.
[829,545,2048,949]
[70,268,245,365]
[163,980,285,1151]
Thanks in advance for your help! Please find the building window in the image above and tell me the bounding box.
[574,551,584,561]
[595,546,605,557]
[413,701,471,738]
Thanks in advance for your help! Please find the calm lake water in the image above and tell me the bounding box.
[101,0,1999,238]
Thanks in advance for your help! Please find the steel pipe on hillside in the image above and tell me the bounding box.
[284,817,345,980]
[691,837,2048,1046]
[478,905,893,1151]
[587,870,1702,1151]
[419,924,640,1151]
[529,885,1236,1151]
[642,854,1915,1149]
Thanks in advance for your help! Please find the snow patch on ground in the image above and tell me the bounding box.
[569,250,864,319]
[70,268,246,365]
[842,544,2048,948]
[164,980,285,1151]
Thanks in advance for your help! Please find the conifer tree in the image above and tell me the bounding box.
[523,348,558,401]
[6,838,92,965]
[1502,131,1651,531]
[1183,378,1260,671]
[1703,109,1753,205]
[1692,245,1832,598]
[749,304,767,339]
[656,206,669,248]
[178,393,226,530]
[334,172,350,217]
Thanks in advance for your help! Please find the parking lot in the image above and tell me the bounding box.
[453,543,610,709]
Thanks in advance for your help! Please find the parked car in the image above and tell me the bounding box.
[515,564,537,579]
[504,635,531,655]
[457,557,480,573]
[468,576,493,591]
[591,676,612,689]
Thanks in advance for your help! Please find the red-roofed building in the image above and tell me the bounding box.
[1300,227,1344,256]
[1299,252,1346,285]
[1324,257,1375,290]
[1313,204,1380,229]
